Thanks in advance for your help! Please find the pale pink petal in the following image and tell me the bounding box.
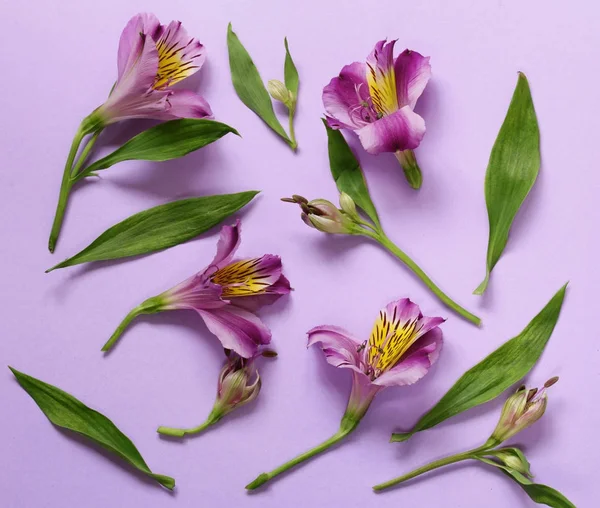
[395,49,431,109]
[206,221,242,273]
[158,89,213,120]
[357,106,425,154]
[117,13,161,80]
[307,325,365,376]
[198,306,271,358]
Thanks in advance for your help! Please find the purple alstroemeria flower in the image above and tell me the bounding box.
[246,298,443,490]
[308,298,444,420]
[94,13,213,126]
[323,39,431,188]
[103,221,291,358]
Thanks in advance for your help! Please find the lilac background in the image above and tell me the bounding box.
[0,0,598,506]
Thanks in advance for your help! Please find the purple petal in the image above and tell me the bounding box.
[357,106,425,154]
[198,306,271,358]
[373,327,443,387]
[230,274,292,312]
[159,89,213,120]
[322,62,370,130]
[162,277,225,310]
[307,325,365,375]
[117,13,161,81]
[206,221,241,272]
[153,20,206,89]
[366,39,399,116]
[395,49,431,109]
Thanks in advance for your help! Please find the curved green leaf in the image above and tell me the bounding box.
[10,367,174,490]
[227,23,291,146]
[284,38,299,97]
[47,191,259,271]
[391,284,567,442]
[80,119,239,178]
[323,120,380,228]
[475,73,541,294]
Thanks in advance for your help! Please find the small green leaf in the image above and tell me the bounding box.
[227,23,292,147]
[284,38,299,98]
[391,284,567,442]
[323,120,381,229]
[47,191,259,271]
[475,73,541,294]
[10,367,174,490]
[79,119,239,178]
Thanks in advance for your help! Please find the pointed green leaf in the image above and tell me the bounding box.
[323,120,381,229]
[47,191,259,271]
[10,367,174,490]
[475,73,541,294]
[79,119,239,178]
[391,284,567,442]
[227,23,292,147]
[283,38,299,98]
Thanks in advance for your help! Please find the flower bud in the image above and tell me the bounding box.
[283,195,357,235]
[489,447,532,478]
[211,355,261,419]
[267,80,294,108]
[339,192,360,221]
[488,378,557,445]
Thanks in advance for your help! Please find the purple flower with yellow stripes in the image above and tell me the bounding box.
[246,298,443,490]
[96,13,213,125]
[323,39,431,189]
[102,221,291,358]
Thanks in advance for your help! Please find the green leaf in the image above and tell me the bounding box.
[79,119,239,178]
[477,457,575,507]
[283,38,299,98]
[47,191,259,271]
[227,23,292,147]
[323,120,381,229]
[10,367,174,490]
[475,73,541,294]
[391,284,567,442]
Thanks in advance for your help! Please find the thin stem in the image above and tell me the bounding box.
[288,106,297,151]
[70,130,101,180]
[157,417,217,438]
[246,416,359,490]
[48,126,86,252]
[364,230,481,326]
[373,445,488,491]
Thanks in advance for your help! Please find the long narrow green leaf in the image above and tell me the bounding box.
[227,23,292,146]
[80,119,239,178]
[10,367,174,490]
[478,458,575,507]
[475,73,541,294]
[283,38,299,98]
[391,284,567,442]
[323,120,381,228]
[47,191,259,271]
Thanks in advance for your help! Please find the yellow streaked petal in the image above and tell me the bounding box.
[211,258,275,298]
[367,309,419,373]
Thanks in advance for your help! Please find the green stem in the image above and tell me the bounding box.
[365,231,481,326]
[48,126,86,252]
[101,297,163,352]
[71,130,101,180]
[157,414,220,438]
[288,106,297,151]
[246,415,359,490]
[373,445,488,491]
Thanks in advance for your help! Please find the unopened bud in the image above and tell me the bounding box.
[268,80,294,108]
[339,192,359,220]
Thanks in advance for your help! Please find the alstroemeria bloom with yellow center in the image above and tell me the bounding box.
[323,39,431,188]
[102,221,291,358]
[95,13,213,125]
[246,298,443,490]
